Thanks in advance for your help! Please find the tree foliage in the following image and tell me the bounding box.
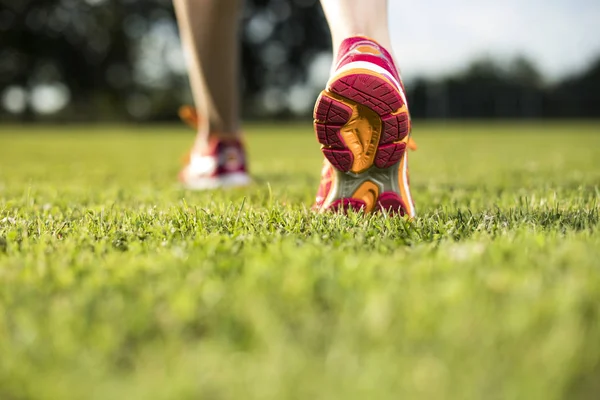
[0,0,598,121]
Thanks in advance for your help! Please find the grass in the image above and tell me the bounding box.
[0,122,599,399]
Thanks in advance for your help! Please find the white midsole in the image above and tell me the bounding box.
[182,172,251,191]
[401,152,415,217]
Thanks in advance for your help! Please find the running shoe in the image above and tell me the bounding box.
[313,36,416,217]
[178,106,250,190]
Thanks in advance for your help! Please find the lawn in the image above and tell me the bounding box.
[0,122,599,399]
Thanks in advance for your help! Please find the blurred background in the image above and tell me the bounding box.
[1,0,599,124]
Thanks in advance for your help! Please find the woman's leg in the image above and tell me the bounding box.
[320,0,394,60]
[174,0,249,189]
[313,0,416,216]
[173,0,242,145]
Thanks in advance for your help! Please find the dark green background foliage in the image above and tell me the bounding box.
[1,0,599,122]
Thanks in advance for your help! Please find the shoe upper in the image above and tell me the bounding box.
[178,107,248,186]
[313,36,416,214]
[313,160,335,210]
[334,36,406,94]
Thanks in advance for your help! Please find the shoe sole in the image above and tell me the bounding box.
[181,172,251,190]
[313,63,415,216]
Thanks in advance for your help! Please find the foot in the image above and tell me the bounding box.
[313,36,416,217]
[178,107,251,190]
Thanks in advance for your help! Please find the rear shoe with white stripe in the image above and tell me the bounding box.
[313,36,417,217]
[178,107,251,190]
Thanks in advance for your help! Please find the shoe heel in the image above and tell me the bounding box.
[312,68,414,216]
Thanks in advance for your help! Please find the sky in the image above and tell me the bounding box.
[388,0,600,81]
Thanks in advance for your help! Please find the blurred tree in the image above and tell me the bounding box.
[0,0,331,122]
[0,0,138,121]
[406,56,577,119]
[240,0,331,118]
[551,57,600,118]
[0,0,598,122]
[510,56,543,87]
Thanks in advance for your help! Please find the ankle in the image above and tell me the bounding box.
[207,132,241,142]
[193,133,242,154]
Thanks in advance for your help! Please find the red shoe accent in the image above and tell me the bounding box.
[178,107,250,189]
[330,74,403,115]
[326,198,367,213]
[322,148,354,172]
[312,37,416,217]
[376,192,408,215]
[374,142,406,169]
[380,113,410,144]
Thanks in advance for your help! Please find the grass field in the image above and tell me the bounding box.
[1,122,599,399]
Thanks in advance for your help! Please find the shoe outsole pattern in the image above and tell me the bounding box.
[313,71,411,215]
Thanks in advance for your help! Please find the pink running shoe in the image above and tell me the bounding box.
[313,36,416,217]
[178,107,251,190]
